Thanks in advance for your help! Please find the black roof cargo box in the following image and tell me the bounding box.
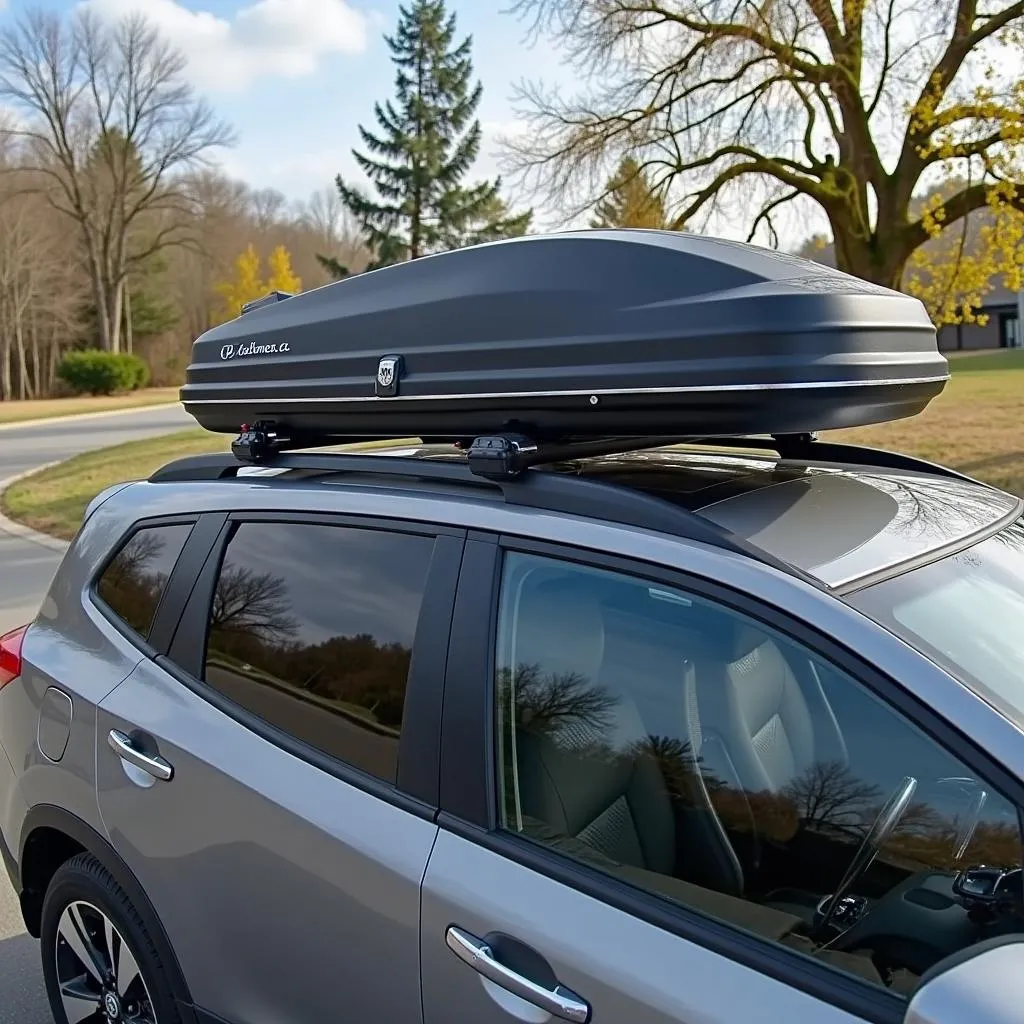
[181,229,948,442]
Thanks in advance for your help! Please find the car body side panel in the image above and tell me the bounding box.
[0,724,28,889]
[84,476,1024,785]
[1,491,181,860]
[95,657,437,1024]
[422,829,865,1024]
[1,621,143,869]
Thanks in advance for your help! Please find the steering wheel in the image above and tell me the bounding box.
[814,775,918,941]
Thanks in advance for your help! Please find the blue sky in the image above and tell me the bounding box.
[0,0,576,219]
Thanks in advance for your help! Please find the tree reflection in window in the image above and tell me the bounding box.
[202,522,434,782]
[96,524,192,639]
[494,553,1024,994]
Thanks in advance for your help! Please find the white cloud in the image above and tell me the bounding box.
[76,0,369,92]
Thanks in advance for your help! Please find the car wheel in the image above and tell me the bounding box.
[40,851,181,1024]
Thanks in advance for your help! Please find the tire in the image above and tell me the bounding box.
[40,851,182,1024]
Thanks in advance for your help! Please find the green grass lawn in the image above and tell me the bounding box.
[0,388,180,425]
[3,349,1022,540]
[2,430,228,539]
[827,348,1024,495]
[0,431,414,540]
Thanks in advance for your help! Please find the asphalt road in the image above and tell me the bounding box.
[0,405,193,634]
[1,403,192,1023]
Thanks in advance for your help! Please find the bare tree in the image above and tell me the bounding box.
[299,186,349,250]
[249,187,289,234]
[504,0,1024,288]
[0,8,234,353]
[169,169,253,340]
[297,185,371,280]
[0,180,86,399]
[784,760,882,835]
[210,564,299,644]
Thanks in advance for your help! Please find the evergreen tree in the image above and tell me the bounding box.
[124,253,179,340]
[325,0,530,274]
[590,157,670,230]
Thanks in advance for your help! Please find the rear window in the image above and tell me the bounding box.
[95,524,192,640]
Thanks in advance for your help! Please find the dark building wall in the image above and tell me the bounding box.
[937,305,1018,351]
[938,319,1001,351]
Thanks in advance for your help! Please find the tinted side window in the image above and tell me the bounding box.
[495,551,1024,998]
[96,524,192,640]
[203,521,434,784]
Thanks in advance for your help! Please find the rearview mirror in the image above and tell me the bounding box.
[905,937,1024,1024]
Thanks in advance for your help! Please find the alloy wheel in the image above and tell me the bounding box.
[54,900,157,1024]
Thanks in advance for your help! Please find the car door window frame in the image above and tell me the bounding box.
[162,509,465,817]
[438,532,1024,1024]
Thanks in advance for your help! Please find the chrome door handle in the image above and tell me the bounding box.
[107,730,174,782]
[445,925,590,1023]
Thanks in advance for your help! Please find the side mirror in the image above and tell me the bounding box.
[905,937,1024,1024]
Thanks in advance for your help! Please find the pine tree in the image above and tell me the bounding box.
[326,0,531,274]
[590,157,670,230]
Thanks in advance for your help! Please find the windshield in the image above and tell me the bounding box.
[850,515,1024,725]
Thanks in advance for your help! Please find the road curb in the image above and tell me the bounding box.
[0,401,179,433]
[0,464,72,554]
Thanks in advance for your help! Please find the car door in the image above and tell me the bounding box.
[94,510,462,1024]
[421,535,1024,1024]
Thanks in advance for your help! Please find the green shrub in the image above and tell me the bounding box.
[57,351,150,395]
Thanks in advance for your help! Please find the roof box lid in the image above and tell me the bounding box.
[181,229,948,443]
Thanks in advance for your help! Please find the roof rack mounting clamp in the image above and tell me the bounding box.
[232,420,282,464]
[771,431,819,458]
[466,434,539,481]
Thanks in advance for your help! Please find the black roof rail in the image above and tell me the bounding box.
[683,434,980,485]
[148,447,825,588]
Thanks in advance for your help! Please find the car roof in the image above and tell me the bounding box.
[142,440,1020,593]
[352,442,1019,590]
[550,446,1019,589]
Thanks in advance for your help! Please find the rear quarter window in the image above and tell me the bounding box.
[95,523,193,641]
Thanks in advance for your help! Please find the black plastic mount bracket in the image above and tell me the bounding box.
[464,434,539,480]
[231,421,283,463]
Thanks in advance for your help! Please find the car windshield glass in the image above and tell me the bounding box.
[850,515,1024,725]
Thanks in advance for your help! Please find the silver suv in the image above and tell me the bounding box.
[2,437,1024,1024]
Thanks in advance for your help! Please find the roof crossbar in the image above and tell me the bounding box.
[222,421,975,487]
[681,434,978,485]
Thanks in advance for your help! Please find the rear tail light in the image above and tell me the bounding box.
[0,624,28,688]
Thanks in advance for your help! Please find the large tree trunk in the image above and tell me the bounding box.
[1,336,11,401]
[124,284,133,355]
[14,319,31,399]
[828,210,908,290]
[12,274,33,399]
[30,320,40,397]
[48,329,59,393]
[107,276,124,355]
[86,242,113,352]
